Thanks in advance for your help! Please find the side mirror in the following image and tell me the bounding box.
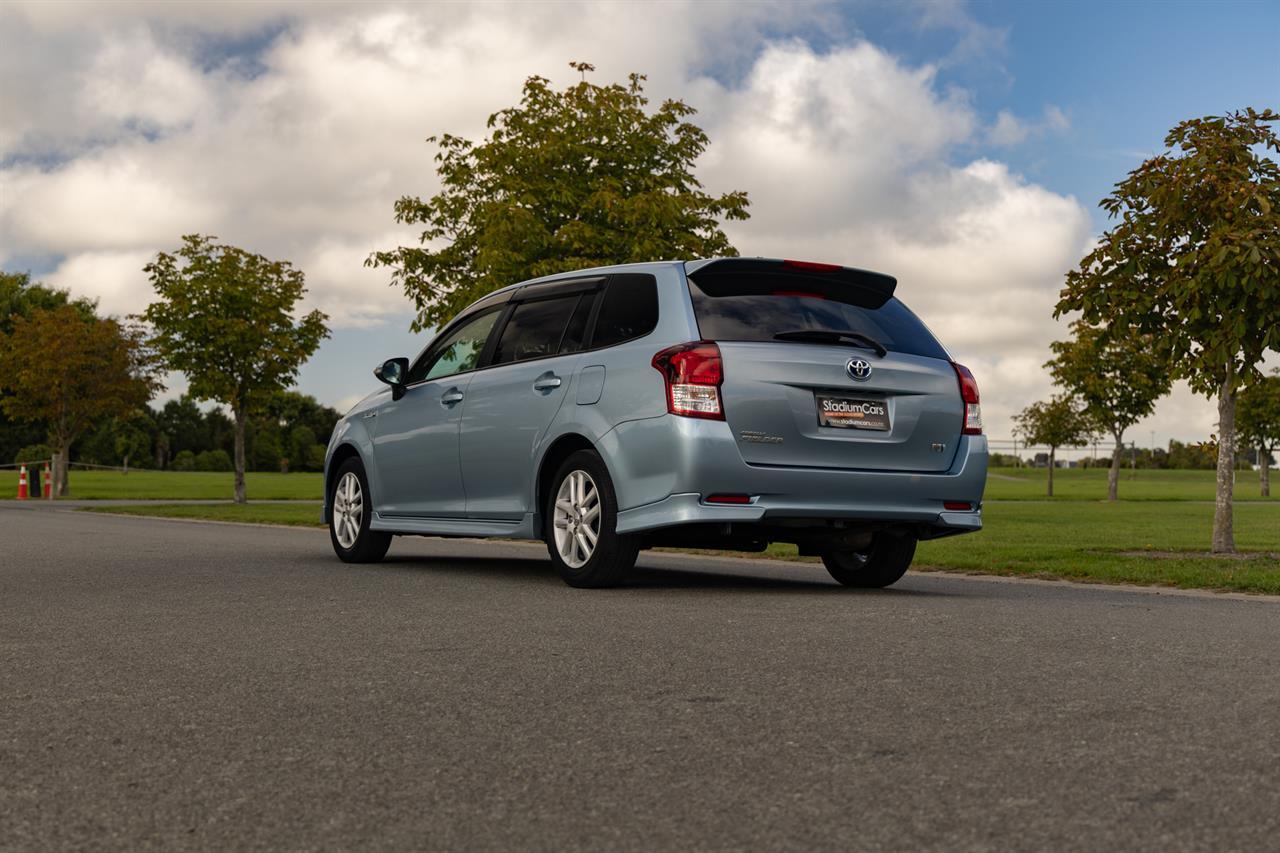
[375,357,409,400]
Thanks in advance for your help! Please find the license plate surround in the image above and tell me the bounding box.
[815,393,890,431]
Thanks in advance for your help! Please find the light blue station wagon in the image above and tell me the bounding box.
[324,258,987,587]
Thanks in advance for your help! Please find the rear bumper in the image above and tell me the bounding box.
[600,415,987,536]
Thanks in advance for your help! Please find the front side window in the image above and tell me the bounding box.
[492,295,580,365]
[409,308,502,383]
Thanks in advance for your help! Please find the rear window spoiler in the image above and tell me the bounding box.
[685,258,897,308]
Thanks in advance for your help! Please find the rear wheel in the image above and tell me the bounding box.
[545,450,638,588]
[822,533,916,588]
[330,457,391,563]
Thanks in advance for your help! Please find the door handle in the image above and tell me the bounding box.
[533,373,562,391]
[440,388,464,406]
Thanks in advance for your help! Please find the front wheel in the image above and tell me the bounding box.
[822,533,916,588]
[545,450,638,588]
[330,457,391,563]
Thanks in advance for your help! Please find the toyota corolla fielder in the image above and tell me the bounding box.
[324,258,987,588]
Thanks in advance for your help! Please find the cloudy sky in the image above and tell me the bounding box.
[1,0,1276,452]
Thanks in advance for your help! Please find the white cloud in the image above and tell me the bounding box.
[987,104,1070,146]
[699,41,1094,437]
[0,1,1227,441]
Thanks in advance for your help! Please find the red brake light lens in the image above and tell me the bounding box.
[652,341,724,420]
[705,493,752,504]
[951,362,982,435]
[782,259,842,273]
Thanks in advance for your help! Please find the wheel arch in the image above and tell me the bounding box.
[533,432,598,540]
[326,442,364,511]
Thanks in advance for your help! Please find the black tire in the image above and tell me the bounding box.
[329,456,391,564]
[822,533,916,588]
[544,449,639,588]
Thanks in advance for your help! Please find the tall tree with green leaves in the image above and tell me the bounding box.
[142,235,329,503]
[1013,396,1096,497]
[1046,320,1171,501]
[1055,108,1279,552]
[0,305,159,495]
[1237,369,1280,498]
[0,271,100,463]
[369,61,751,331]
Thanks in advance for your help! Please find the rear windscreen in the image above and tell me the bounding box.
[687,273,949,360]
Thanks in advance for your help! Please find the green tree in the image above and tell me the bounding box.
[1056,109,1279,551]
[264,390,341,445]
[157,396,213,458]
[195,449,233,472]
[1046,320,1171,501]
[288,425,319,472]
[1013,396,1097,497]
[0,305,158,495]
[0,271,99,464]
[369,62,750,331]
[142,235,329,502]
[1237,369,1280,497]
[251,428,284,472]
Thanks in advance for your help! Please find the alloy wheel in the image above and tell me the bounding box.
[553,469,601,569]
[333,471,363,549]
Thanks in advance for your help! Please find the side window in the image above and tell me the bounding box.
[492,295,579,365]
[559,291,597,354]
[409,308,502,383]
[591,274,659,349]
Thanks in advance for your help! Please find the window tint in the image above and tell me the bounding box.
[591,274,659,348]
[409,308,502,383]
[687,276,948,360]
[559,291,597,354]
[492,296,580,364]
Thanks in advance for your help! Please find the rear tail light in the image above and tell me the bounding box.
[951,362,982,435]
[652,341,724,420]
[705,493,752,504]
[943,501,973,511]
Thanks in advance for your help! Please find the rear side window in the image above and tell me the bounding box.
[559,291,597,354]
[492,295,580,365]
[687,275,948,360]
[591,274,659,348]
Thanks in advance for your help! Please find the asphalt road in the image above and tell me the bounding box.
[2,503,1278,852]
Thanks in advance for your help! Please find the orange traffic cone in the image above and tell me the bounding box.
[16,465,29,500]
[42,463,52,499]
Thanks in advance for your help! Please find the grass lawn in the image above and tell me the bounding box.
[45,470,324,500]
[983,466,1275,502]
[83,500,1280,595]
[35,466,1271,503]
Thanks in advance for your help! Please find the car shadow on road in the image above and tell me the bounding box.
[377,552,949,595]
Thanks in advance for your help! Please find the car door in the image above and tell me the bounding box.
[458,282,600,520]
[370,307,503,518]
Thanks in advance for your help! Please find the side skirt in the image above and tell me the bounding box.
[370,512,537,539]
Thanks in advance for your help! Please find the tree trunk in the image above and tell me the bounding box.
[1212,381,1236,553]
[1260,443,1271,499]
[1108,430,1123,502]
[233,409,247,505]
[56,438,71,497]
[1047,446,1056,497]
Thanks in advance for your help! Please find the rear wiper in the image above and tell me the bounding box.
[772,329,888,357]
